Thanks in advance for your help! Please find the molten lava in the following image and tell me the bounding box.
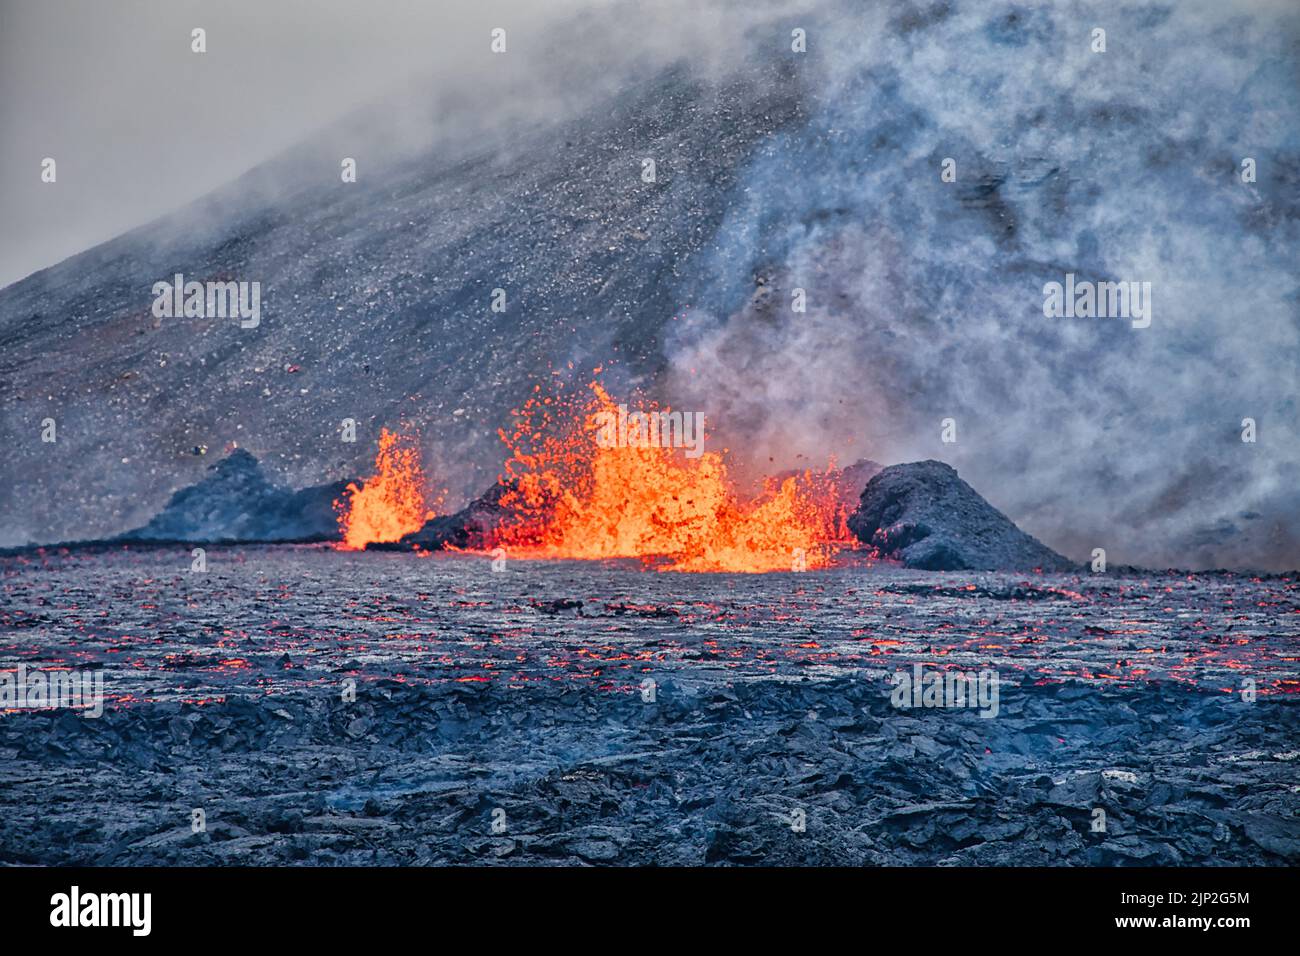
[336,428,436,550]
[492,380,853,572]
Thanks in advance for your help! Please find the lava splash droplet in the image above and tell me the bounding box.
[335,428,435,549]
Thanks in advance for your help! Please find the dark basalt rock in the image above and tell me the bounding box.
[119,449,349,544]
[374,481,519,551]
[848,460,1075,571]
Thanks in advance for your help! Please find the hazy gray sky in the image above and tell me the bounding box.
[0,0,600,288]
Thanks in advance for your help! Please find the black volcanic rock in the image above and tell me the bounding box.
[119,449,349,544]
[379,481,521,551]
[848,461,1074,572]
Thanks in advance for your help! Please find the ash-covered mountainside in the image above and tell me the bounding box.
[849,461,1074,571]
[1,0,1297,570]
[0,58,807,547]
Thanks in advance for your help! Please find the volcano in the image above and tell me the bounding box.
[0,59,808,549]
[2,0,1296,571]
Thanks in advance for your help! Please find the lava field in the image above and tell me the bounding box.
[1,545,1296,866]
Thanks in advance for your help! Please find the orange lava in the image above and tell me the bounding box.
[492,379,853,572]
[336,428,436,550]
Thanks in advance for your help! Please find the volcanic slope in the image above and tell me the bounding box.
[0,62,807,547]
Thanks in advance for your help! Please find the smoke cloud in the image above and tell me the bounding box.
[660,0,1300,569]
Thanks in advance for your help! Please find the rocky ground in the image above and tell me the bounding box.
[1,545,1296,865]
